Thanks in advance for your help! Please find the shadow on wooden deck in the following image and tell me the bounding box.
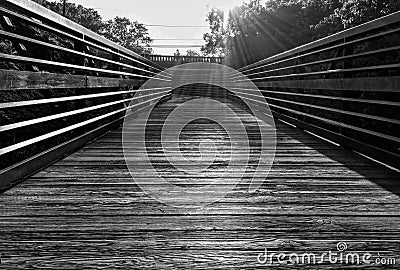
[281,127,400,197]
[0,94,399,269]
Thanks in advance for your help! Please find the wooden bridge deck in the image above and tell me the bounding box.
[1,95,400,269]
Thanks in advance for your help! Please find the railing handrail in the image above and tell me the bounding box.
[148,55,224,61]
[240,10,400,71]
[4,0,164,70]
[0,0,173,191]
[149,55,223,59]
[232,11,400,170]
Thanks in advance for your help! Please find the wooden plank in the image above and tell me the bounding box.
[1,95,399,269]
[3,187,400,206]
[0,69,154,92]
[0,69,86,90]
[0,249,397,269]
[1,215,400,231]
[255,77,400,92]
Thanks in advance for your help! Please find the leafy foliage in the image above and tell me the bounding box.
[31,0,153,55]
[32,0,104,33]
[186,49,201,56]
[203,0,400,67]
[201,7,225,56]
[313,0,400,34]
[99,17,153,55]
[225,0,338,67]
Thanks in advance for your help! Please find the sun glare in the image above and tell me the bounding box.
[212,0,244,25]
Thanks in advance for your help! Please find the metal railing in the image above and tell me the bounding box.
[1,0,399,192]
[232,11,400,170]
[0,0,172,190]
[147,55,224,67]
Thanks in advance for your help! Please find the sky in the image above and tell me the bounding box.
[68,0,246,55]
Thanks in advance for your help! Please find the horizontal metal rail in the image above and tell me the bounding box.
[0,30,169,78]
[0,0,165,73]
[0,90,171,156]
[232,88,400,125]
[236,63,400,81]
[0,88,171,133]
[233,45,400,80]
[239,11,400,71]
[234,11,400,170]
[241,93,400,143]
[234,27,400,76]
[0,53,171,80]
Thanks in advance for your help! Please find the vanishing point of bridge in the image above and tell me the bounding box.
[0,0,400,268]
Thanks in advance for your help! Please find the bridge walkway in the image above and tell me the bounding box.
[1,94,399,269]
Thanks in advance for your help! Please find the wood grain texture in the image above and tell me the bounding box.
[0,69,86,90]
[0,95,399,269]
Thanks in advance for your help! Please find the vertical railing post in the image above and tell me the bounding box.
[339,37,354,146]
[73,34,86,72]
[343,37,354,75]
[112,49,122,74]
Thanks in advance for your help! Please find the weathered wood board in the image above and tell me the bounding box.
[0,95,399,269]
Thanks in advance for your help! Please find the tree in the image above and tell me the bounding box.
[99,17,153,55]
[225,0,334,67]
[313,0,400,35]
[201,7,226,56]
[222,0,400,67]
[186,49,200,56]
[32,0,104,33]
[32,0,153,55]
